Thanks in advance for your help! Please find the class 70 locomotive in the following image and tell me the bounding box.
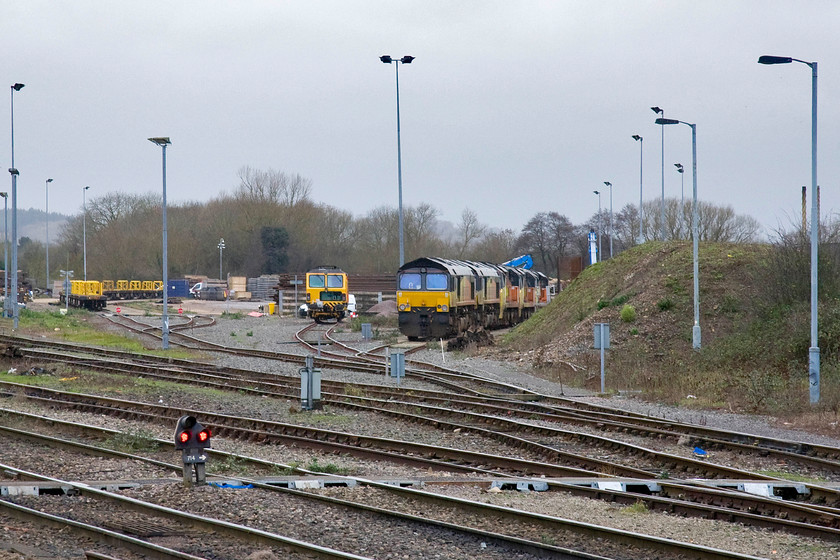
[396,257,548,340]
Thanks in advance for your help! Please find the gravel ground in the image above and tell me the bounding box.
[3,307,840,559]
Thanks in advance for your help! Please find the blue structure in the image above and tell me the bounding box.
[502,254,533,269]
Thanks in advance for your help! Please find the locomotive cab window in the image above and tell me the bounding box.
[426,273,448,291]
[399,273,422,290]
[327,275,344,288]
[309,275,325,288]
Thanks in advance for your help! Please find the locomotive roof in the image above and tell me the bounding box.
[307,266,345,273]
[400,257,500,278]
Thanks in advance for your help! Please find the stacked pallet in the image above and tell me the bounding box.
[246,275,280,301]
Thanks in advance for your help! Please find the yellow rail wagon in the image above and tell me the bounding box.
[102,280,163,300]
[63,280,107,310]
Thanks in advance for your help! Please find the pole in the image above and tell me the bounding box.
[597,192,602,261]
[599,323,605,393]
[808,62,819,404]
[10,172,17,329]
[161,143,169,350]
[46,178,52,294]
[690,124,701,349]
[394,61,405,267]
[218,238,224,281]
[609,183,613,258]
[638,138,643,243]
[10,85,22,329]
[660,117,665,241]
[2,195,6,318]
[83,187,88,281]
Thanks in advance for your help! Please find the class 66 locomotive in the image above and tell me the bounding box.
[305,266,349,323]
[396,257,549,341]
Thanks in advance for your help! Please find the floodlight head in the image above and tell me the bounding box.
[651,106,663,114]
[632,134,642,141]
[8,168,18,176]
[400,56,415,64]
[758,55,793,65]
[655,118,680,125]
[604,181,611,187]
[84,185,90,191]
[380,55,393,64]
[46,178,53,183]
[0,192,7,199]
[593,190,600,195]
[674,163,684,172]
[11,83,24,91]
[148,137,171,146]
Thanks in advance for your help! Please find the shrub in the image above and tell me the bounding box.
[620,305,636,323]
[657,298,673,312]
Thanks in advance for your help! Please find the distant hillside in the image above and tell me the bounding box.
[503,242,834,414]
[1,208,70,244]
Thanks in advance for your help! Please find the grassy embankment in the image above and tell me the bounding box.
[506,241,840,423]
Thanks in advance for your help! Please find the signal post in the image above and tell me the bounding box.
[174,415,211,486]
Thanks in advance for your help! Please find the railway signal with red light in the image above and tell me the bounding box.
[174,415,212,450]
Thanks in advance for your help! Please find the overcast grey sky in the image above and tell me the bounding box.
[3,1,839,237]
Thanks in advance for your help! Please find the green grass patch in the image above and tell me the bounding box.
[104,428,161,453]
[305,457,352,475]
[622,500,650,514]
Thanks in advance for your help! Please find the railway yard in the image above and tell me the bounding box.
[2,305,840,559]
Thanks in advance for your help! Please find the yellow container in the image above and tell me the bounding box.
[268,302,276,315]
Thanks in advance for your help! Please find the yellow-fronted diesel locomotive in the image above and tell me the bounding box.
[305,266,349,323]
[396,257,548,340]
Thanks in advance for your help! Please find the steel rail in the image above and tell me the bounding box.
[0,464,374,560]
[7,406,840,543]
[11,348,840,492]
[0,382,600,478]
[7,335,840,487]
[0,415,783,559]
[0,498,209,560]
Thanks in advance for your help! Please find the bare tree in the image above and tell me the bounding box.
[236,166,312,206]
[456,208,487,258]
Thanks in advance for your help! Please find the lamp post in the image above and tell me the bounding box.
[379,54,415,267]
[651,106,666,240]
[758,54,819,404]
[45,178,53,294]
[82,186,90,281]
[593,190,602,262]
[0,192,6,318]
[604,181,613,258]
[632,135,643,244]
[10,83,24,329]
[656,117,700,350]
[674,163,684,206]
[148,137,171,351]
[218,238,225,281]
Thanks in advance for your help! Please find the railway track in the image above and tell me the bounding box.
[6,406,840,539]
[8,340,840,489]
[0,413,789,559]
[6,376,840,545]
[3,327,840,556]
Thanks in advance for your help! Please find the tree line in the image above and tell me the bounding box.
[13,167,763,289]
